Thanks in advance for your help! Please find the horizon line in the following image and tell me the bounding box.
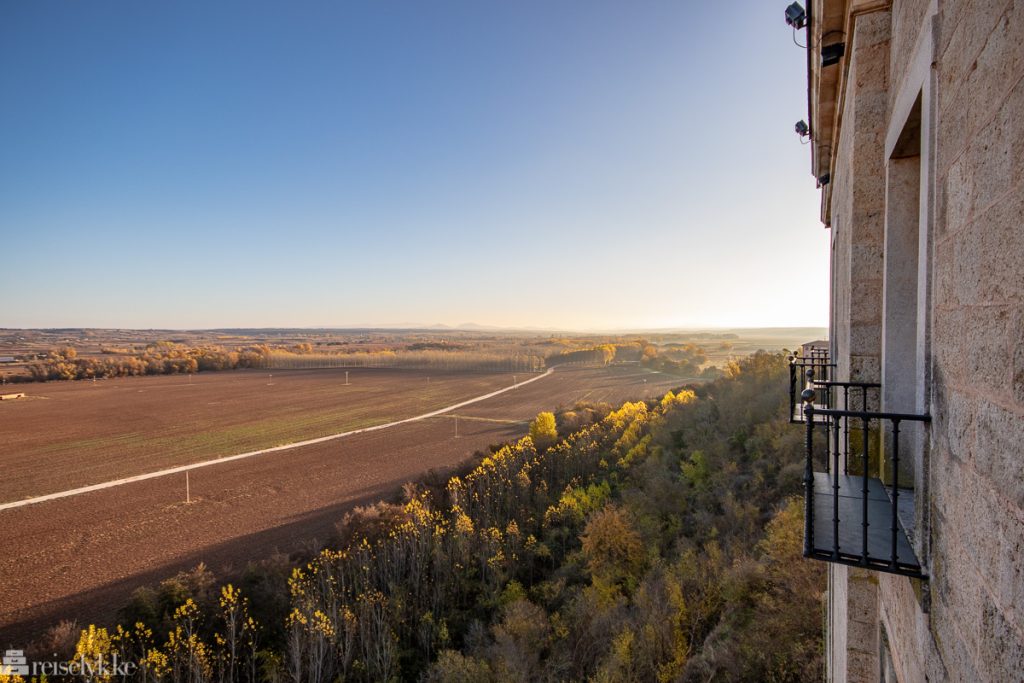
[0,323,829,334]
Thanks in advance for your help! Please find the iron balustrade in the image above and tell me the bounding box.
[788,349,835,424]
[802,392,929,579]
[811,380,880,474]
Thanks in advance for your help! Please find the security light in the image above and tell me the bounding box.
[821,42,846,67]
[795,120,809,137]
[785,2,807,29]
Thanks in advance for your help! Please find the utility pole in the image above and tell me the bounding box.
[454,415,460,438]
[186,471,191,504]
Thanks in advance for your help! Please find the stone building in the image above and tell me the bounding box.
[790,0,1024,680]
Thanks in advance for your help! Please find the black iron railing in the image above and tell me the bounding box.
[802,393,929,579]
[788,349,834,423]
[810,380,880,474]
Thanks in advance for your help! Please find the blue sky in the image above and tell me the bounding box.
[0,1,829,330]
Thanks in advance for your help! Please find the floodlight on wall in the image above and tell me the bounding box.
[795,119,811,144]
[784,2,807,29]
[821,42,846,67]
[817,173,831,188]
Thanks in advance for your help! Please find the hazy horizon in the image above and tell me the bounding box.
[0,323,829,336]
[1,2,829,330]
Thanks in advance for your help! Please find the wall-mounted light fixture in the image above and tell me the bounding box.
[795,120,809,138]
[821,42,845,67]
[784,2,807,29]
[817,173,831,187]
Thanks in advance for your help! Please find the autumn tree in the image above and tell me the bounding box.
[528,411,558,451]
[581,504,646,587]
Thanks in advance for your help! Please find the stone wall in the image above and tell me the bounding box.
[889,0,934,111]
[828,10,891,390]
[825,9,891,680]
[926,0,1024,679]
[820,0,1024,680]
[830,565,883,682]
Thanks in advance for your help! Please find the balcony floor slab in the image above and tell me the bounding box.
[808,472,923,575]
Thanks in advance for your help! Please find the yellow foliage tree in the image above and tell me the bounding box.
[528,411,558,451]
[74,624,114,683]
[660,389,697,410]
[581,504,645,586]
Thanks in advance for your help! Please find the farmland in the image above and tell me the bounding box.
[0,327,823,641]
[0,368,517,501]
[0,363,684,638]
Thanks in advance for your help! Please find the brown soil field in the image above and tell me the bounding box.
[0,365,683,642]
[0,368,514,502]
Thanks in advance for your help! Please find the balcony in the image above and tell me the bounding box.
[788,348,834,423]
[799,390,930,580]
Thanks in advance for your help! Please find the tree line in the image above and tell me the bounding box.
[18,343,270,382]
[268,349,545,373]
[640,343,721,378]
[545,344,617,366]
[10,344,545,383]
[8,338,723,384]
